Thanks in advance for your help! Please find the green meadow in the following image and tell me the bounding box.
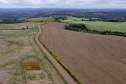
[62,17,126,33]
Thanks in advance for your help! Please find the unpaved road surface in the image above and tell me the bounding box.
[40,22,126,84]
[35,25,76,84]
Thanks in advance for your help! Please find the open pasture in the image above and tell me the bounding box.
[0,22,41,30]
[62,17,126,33]
[27,17,54,22]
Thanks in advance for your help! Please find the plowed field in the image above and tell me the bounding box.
[40,22,126,84]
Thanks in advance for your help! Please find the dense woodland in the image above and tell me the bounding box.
[87,18,126,22]
[54,16,67,22]
[65,24,126,37]
[1,8,126,22]
[0,19,25,24]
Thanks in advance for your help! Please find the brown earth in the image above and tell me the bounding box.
[40,22,126,84]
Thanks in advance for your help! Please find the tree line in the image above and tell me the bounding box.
[80,18,126,22]
[54,16,67,22]
[0,19,25,24]
[65,24,126,37]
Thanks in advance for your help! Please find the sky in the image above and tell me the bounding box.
[0,0,126,8]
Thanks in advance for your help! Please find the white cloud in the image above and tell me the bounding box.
[0,0,126,8]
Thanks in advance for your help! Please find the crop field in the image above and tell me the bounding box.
[28,17,54,22]
[40,22,126,84]
[61,17,126,33]
[0,21,66,84]
[66,17,89,21]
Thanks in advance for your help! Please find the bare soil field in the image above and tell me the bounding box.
[40,22,126,84]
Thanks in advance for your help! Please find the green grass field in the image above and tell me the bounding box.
[67,17,89,21]
[0,17,55,38]
[28,17,54,22]
[61,17,126,33]
[0,22,40,38]
[0,22,42,30]
[0,28,37,38]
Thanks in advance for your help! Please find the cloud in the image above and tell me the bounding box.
[0,0,126,8]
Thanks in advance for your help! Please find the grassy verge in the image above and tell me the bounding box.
[20,58,27,83]
[38,25,81,84]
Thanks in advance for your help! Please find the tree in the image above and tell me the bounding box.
[27,26,29,29]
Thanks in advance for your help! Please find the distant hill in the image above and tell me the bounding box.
[0,8,126,20]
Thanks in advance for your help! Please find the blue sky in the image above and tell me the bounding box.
[0,0,126,8]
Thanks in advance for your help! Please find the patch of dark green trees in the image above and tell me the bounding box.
[65,24,126,37]
[0,19,25,24]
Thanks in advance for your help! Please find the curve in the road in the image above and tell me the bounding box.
[35,25,77,84]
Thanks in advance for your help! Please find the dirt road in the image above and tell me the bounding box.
[35,25,77,84]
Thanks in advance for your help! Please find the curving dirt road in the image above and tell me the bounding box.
[35,25,77,84]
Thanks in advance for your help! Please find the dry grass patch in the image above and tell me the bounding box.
[0,21,67,84]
